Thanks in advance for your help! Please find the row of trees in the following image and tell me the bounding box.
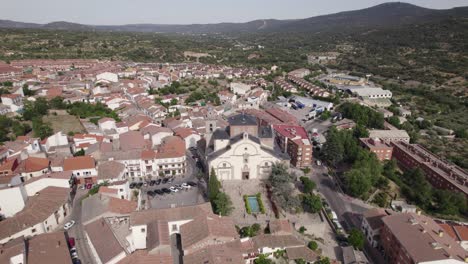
[0,115,32,142]
[208,168,233,216]
[339,102,384,129]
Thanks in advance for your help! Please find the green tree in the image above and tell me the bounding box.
[353,124,369,138]
[307,240,318,251]
[208,167,221,201]
[302,194,323,213]
[300,176,316,193]
[22,84,36,96]
[315,257,331,264]
[348,228,365,250]
[212,192,234,216]
[345,168,372,198]
[74,148,85,157]
[254,254,273,264]
[50,96,67,109]
[388,116,401,128]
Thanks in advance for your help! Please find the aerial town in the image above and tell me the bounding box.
[0,56,466,264]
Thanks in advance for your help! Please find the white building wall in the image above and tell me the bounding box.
[0,186,27,217]
[209,135,279,181]
[97,72,118,83]
[25,178,70,196]
[99,121,117,131]
[130,224,148,250]
[151,132,173,147]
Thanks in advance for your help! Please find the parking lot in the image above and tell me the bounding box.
[141,178,207,209]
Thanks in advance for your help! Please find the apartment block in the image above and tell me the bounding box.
[359,138,393,161]
[391,141,468,198]
[273,124,313,168]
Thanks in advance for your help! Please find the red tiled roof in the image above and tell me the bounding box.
[63,156,95,171]
[155,136,185,159]
[21,157,49,173]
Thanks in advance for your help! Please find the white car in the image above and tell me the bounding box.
[181,183,191,189]
[169,186,179,193]
[64,220,75,230]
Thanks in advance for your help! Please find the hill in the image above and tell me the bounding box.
[0,2,466,33]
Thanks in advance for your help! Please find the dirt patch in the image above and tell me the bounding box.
[43,114,85,134]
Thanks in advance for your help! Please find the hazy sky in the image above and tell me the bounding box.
[1,0,467,25]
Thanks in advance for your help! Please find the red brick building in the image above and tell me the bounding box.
[359,138,393,161]
[391,141,468,198]
[273,124,312,168]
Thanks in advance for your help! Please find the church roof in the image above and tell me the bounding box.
[227,114,257,126]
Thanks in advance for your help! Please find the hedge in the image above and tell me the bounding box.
[243,195,252,214]
[256,193,266,214]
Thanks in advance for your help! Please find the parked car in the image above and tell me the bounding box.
[167,177,175,183]
[169,186,179,192]
[296,101,305,109]
[147,191,154,197]
[316,160,322,166]
[181,183,191,189]
[73,259,82,264]
[187,181,197,187]
[154,189,163,195]
[68,237,75,248]
[149,180,156,186]
[70,248,78,259]
[155,179,162,185]
[162,178,169,184]
[129,183,136,189]
[136,182,144,188]
[64,220,75,230]
[162,188,171,194]
[174,184,183,190]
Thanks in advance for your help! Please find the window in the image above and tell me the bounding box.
[172,224,178,231]
[31,228,36,233]
[141,228,146,232]
[223,163,226,167]
[244,147,248,151]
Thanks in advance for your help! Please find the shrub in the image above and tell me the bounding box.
[256,193,266,214]
[308,240,318,251]
[298,226,307,234]
[244,195,252,214]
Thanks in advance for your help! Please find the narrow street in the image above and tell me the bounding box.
[66,189,95,264]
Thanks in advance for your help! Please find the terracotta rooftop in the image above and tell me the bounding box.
[155,136,186,159]
[269,219,293,235]
[183,240,244,264]
[130,203,212,226]
[97,161,125,181]
[180,214,238,250]
[85,218,125,264]
[19,157,49,173]
[27,232,73,264]
[382,213,467,263]
[174,127,197,139]
[119,131,146,151]
[63,156,95,171]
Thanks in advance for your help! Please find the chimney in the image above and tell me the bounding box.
[439,230,444,237]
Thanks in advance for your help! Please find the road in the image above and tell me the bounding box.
[310,164,377,263]
[311,165,371,223]
[66,189,96,264]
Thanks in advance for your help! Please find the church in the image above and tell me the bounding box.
[206,113,289,181]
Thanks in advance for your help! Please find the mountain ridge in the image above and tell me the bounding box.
[0,2,466,33]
